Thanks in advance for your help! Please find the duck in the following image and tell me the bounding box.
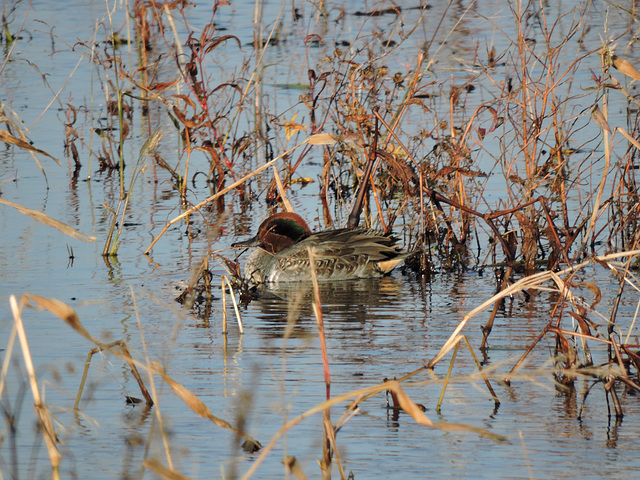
[232,212,409,284]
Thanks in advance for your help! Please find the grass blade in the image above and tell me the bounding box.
[0,198,96,242]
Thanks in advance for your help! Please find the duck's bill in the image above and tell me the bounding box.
[231,234,260,248]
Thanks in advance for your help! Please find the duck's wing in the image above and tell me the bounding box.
[310,228,405,258]
[276,228,408,278]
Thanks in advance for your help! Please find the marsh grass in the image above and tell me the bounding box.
[3,0,640,478]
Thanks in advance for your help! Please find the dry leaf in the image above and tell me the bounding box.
[378,150,417,194]
[284,113,307,140]
[307,132,340,145]
[508,174,527,186]
[290,176,314,186]
[23,294,78,325]
[388,381,507,441]
[568,311,593,336]
[172,94,196,109]
[590,105,611,133]
[149,80,178,91]
[436,166,485,178]
[389,381,434,426]
[616,126,640,151]
[489,45,497,67]
[283,456,308,480]
[22,294,97,344]
[0,198,97,242]
[143,459,190,480]
[405,97,427,108]
[577,281,602,309]
[0,129,61,165]
[612,55,640,81]
[153,363,262,450]
[160,368,217,419]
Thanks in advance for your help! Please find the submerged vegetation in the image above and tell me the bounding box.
[2,0,640,478]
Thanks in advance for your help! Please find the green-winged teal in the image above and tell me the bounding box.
[232,212,409,284]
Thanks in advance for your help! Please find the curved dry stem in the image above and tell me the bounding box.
[240,379,507,480]
[428,250,640,369]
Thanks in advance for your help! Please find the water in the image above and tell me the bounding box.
[1,0,640,478]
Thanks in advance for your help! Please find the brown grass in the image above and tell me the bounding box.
[3,0,640,478]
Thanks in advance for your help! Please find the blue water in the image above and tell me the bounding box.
[1,1,640,478]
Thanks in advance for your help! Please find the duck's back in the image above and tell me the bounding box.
[254,228,408,283]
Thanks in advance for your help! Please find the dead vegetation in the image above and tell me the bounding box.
[2,0,640,478]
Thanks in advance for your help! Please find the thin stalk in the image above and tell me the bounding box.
[105,0,126,198]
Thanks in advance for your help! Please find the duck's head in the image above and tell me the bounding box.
[232,212,312,254]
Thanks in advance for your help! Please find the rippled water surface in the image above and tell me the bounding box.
[1,1,640,479]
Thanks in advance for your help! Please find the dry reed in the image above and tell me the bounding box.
[3,0,640,478]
